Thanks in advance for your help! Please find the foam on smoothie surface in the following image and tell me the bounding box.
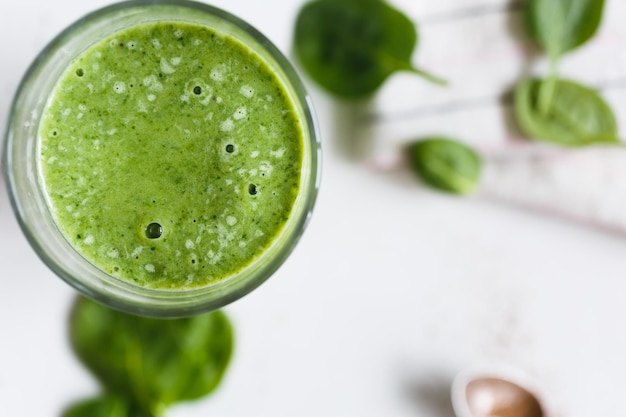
[39,21,303,289]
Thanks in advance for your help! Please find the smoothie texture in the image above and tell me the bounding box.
[39,21,303,289]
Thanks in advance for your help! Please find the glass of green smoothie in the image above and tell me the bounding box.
[3,0,321,317]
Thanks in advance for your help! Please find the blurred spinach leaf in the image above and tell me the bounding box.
[62,395,147,417]
[294,0,445,99]
[515,78,619,146]
[525,0,605,61]
[406,138,481,195]
[69,297,233,417]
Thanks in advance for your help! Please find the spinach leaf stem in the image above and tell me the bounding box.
[374,49,447,86]
[537,57,558,116]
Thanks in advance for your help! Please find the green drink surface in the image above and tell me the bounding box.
[39,21,303,289]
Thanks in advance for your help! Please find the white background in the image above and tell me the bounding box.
[2,0,626,416]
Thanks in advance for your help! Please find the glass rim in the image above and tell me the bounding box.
[3,0,321,318]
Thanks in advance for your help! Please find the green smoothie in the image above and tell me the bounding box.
[38,21,303,290]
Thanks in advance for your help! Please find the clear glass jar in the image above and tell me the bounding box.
[3,0,321,317]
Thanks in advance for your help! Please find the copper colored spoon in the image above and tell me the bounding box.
[452,369,545,417]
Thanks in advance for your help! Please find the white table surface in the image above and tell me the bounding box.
[2,0,626,416]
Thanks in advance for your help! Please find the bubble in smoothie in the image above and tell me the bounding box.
[145,222,163,239]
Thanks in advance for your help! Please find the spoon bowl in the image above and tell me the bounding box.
[452,367,545,417]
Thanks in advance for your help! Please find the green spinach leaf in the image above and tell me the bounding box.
[62,395,147,417]
[406,138,481,195]
[525,0,605,61]
[294,0,445,99]
[515,78,619,146]
[69,297,233,417]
